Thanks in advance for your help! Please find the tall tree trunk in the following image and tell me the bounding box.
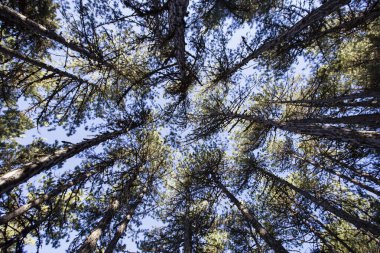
[286,193,356,253]
[183,192,192,253]
[0,43,93,85]
[0,124,138,195]
[168,0,189,78]
[291,153,380,196]
[79,164,143,253]
[0,160,114,224]
[309,214,355,253]
[324,154,380,186]
[273,90,380,108]
[215,0,350,80]
[77,199,121,253]
[254,166,380,236]
[229,113,380,149]
[0,4,113,69]
[212,174,289,253]
[104,187,147,253]
[287,113,380,128]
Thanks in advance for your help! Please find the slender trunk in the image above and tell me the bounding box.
[77,199,121,253]
[0,217,44,251]
[81,165,143,253]
[279,122,380,149]
[212,175,289,253]
[284,100,379,108]
[216,0,350,80]
[0,43,93,85]
[286,192,356,253]
[273,90,380,107]
[168,0,189,77]
[309,214,355,253]
[0,126,137,195]
[183,192,192,253]
[287,113,380,128]
[301,218,336,253]
[255,166,380,236]
[0,160,114,224]
[291,153,380,196]
[228,113,380,149]
[0,4,113,68]
[324,154,380,186]
[104,188,147,253]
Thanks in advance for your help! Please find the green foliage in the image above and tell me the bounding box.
[0,1,379,252]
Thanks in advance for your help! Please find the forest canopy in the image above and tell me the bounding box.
[0,0,379,252]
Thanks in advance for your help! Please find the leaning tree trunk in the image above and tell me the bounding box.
[279,122,380,150]
[274,90,380,108]
[255,166,380,236]
[228,113,380,149]
[291,153,380,196]
[77,199,121,253]
[0,160,114,224]
[79,164,143,253]
[0,44,93,85]
[324,154,380,186]
[215,0,350,81]
[168,0,189,78]
[0,4,113,69]
[0,124,138,195]
[212,174,289,253]
[286,113,380,128]
[309,213,355,253]
[104,187,148,253]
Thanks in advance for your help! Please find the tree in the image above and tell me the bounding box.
[0,0,379,252]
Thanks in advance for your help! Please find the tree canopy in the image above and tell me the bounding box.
[0,0,379,252]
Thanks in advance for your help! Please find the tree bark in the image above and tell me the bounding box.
[0,43,93,85]
[0,4,114,69]
[0,125,138,195]
[324,154,380,186]
[77,199,121,253]
[79,164,143,253]
[0,160,114,224]
[104,188,147,253]
[212,175,289,253]
[255,166,380,236]
[215,0,350,81]
[168,0,189,78]
[273,90,380,107]
[291,153,380,196]
[287,113,380,128]
[228,113,380,149]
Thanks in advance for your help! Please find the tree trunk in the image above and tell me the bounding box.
[104,188,147,253]
[183,193,192,253]
[309,214,355,253]
[0,43,93,85]
[287,113,380,128]
[255,166,380,236]
[324,154,380,186]
[80,164,143,253]
[229,113,380,149]
[291,153,380,196]
[0,160,114,224]
[215,0,350,80]
[274,90,380,108]
[0,4,113,69]
[168,0,189,78]
[77,199,121,253]
[0,126,137,195]
[212,175,289,253]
